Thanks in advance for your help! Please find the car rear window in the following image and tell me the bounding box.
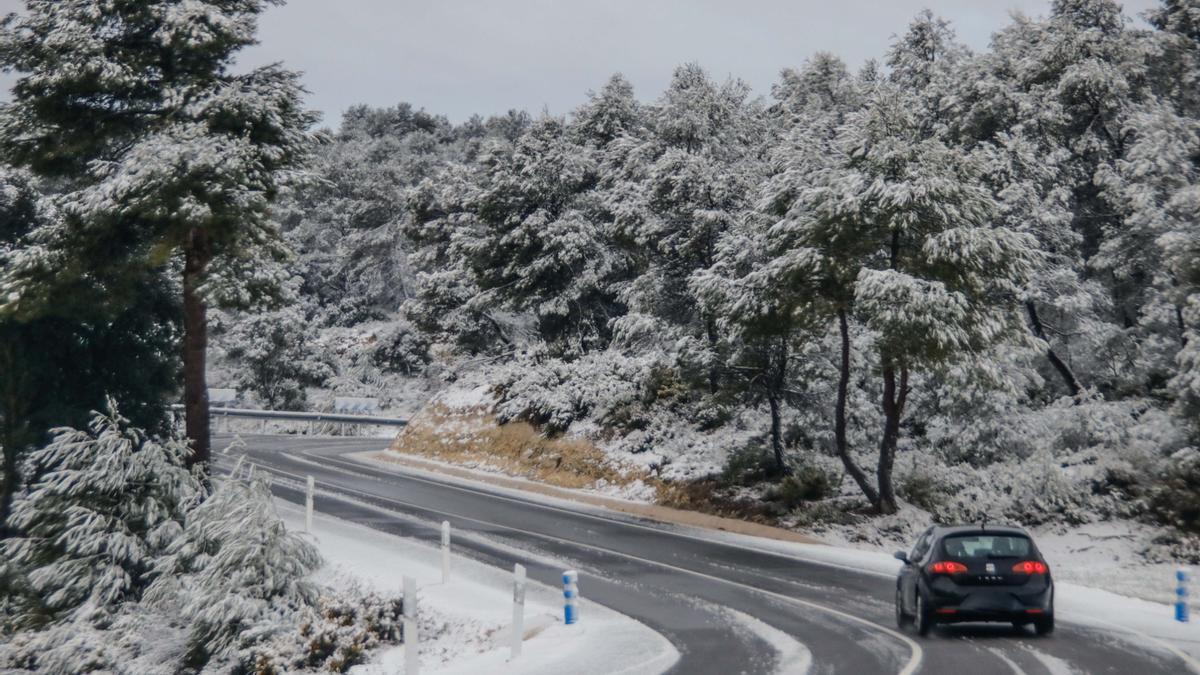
[941,534,1031,559]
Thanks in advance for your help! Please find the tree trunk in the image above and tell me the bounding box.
[1024,300,1083,398]
[0,442,17,539]
[768,334,790,476]
[834,309,879,505]
[183,230,212,474]
[705,316,720,394]
[0,335,27,539]
[876,364,908,515]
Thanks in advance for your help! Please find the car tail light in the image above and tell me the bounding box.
[1012,561,1049,575]
[927,561,968,575]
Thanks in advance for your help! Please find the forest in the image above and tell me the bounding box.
[214,0,1200,539]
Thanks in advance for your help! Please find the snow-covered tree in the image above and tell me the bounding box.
[955,0,1163,399]
[624,64,766,391]
[408,98,639,357]
[1147,0,1200,116]
[573,74,642,147]
[0,0,319,470]
[280,104,460,328]
[692,210,813,475]
[773,79,1037,513]
[0,402,199,627]
[220,306,333,410]
[147,477,321,668]
[885,9,971,132]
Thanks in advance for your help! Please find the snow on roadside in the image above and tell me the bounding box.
[273,500,679,674]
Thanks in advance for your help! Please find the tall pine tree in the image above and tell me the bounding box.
[0,0,317,470]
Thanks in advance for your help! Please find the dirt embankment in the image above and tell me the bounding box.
[369,398,821,546]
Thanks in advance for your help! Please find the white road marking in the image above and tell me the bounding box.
[1020,642,1077,675]
[983,645,1027,674]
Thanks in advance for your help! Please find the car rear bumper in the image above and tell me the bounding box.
[925,582,1052,622]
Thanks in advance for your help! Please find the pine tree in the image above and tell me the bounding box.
[220,306,333,410]
[627,64,766,391]
[0,0,318,472]
[0,402,199,626]
[0,169,179,537]
[773,79,1037,513]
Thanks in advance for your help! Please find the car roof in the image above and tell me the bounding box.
[931,524,1032,538]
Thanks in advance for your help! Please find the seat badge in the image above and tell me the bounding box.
[986,563,996,573]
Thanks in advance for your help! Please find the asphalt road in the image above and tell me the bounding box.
[219,434,1192,675]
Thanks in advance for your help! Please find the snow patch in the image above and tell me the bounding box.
[436,385,496,411]
[274,499,679,674]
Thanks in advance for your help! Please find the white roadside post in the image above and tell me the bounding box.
[440,521,451,584]
[231,454,246,480]
[563,570,579,625]
[304,476,315,533]
[404,575,420,674]
[511,564,526,660]
[1177,568,1190,623]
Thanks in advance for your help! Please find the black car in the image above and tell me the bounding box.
[894,524,1054,636]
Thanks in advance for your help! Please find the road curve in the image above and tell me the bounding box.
[219,434,1188,675]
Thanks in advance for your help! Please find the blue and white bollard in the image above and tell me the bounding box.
[563,570,579,625]
[1177,568,1190,623]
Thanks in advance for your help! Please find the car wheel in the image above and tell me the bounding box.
[915,593,934,637]
[1035,614,1054,636]
[895,588,911,628]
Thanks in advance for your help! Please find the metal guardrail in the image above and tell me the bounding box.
[170,404,408,427]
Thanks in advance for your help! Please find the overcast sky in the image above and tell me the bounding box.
[0,0,1161,129]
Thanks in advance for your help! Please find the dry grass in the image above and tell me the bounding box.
[379,400,823,544]
[654,478,778,524]
[387,402,639,490]
[387,401,803,530]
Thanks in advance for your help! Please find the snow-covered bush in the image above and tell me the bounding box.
[1173,299,1200,439]
[147,477,322,669]
[0,603,186,674]
[492,350,656,433]
[370,320,432,375]
[246,587,404,673]
[1150,448,1200,535]
[221,307,335,410]
[770,466,836,507]
[0,401,199,630]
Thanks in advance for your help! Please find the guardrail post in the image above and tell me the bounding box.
[404,575,419,674]
[441,521,451,584]
[305,475,315,532]
[1177,568,1190,622]
[511,563,526,660]
[231,454,246,480]
[563,569,579,625]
